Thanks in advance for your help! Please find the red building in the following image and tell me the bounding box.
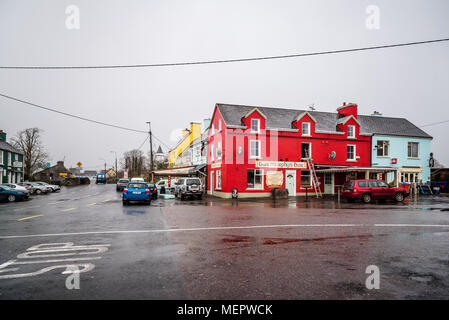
[207,103,395,198]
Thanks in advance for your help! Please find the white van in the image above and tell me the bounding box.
[130,177,145,183]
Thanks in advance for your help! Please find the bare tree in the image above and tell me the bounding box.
[121,149,147,178]
[11,128,49,180]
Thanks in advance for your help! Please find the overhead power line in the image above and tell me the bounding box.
[0,92,147,133]
[0,38,448,70]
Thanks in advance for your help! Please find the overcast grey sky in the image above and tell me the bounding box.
[1,0,448,170]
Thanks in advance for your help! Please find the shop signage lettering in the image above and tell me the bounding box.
[211,162,222,169]
[256,161,306,169]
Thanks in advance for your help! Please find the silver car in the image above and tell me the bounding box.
[34,181,61,193]
[175,178,203,200]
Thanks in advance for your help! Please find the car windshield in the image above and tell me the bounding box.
[186,179,201,185]
[127,183,147,189]
[119,180,129,183]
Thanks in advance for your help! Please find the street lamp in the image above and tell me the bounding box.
[110,151,118,181]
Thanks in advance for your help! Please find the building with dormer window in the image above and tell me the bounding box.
[206,103,430,198]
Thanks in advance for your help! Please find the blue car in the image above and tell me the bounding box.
[0,185,30,202]
[96,174,106,184]
[122,182,151,205]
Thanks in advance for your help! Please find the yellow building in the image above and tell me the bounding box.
[169,122,202,167]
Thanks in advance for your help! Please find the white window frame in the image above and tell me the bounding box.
[218,119,222,132]
[302,122,311,136]
[7,152,12,166]
[300,170,312,187]
[251,119,260,133]
[216,170,222,190]
[210,144,214,162]
[376,140,390,157]
[211,124,215,136]
[408,142,419,158]
[0,151,3,165]
[347,125,355,139]
[247,168,264,190]
[249,140,261,159]
[347,145,356,161]
[301,142,311,159]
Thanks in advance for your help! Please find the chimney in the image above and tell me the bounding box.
[371,111,383,117]
[0,130,6,141]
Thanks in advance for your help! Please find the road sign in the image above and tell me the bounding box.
[77,162,82,167]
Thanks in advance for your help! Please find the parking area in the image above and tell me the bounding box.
[0,183,449,299]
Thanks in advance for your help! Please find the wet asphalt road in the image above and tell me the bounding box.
[0,183,449,299]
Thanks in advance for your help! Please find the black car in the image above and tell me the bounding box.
[116,179,129,191]
[147,183,158,200]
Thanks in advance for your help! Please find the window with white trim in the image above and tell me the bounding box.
[251,119,260,133]
[302,122,310,136]
[347,145,356,161]
[218,119,222,132]
[250,140,261,158]
[408,142,419,158]
[216,170,222,189]
[210,144,214,161]
[247,169,263,189]
[0,151,3,166]
[301,143,311,159]
[211,124,215,135]
[347,125,355,138]
[301,170,311,187]
[7,152,11,166]
[376,140,389,157]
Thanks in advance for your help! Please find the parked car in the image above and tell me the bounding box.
[122,182,152,205]
[146,183,158,200]
[18,182,37,194]
[116,179,129,191]
[96,174,106,184]
[130,177,145,183]
[34,181,61,193]
[342,180,408,203]
[0,185,30,202]
[29,182,51,195]
[1,183,29,193]
[175,178,203,200]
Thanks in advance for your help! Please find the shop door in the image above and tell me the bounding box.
[285,170,296,196]
[324,173,333,194]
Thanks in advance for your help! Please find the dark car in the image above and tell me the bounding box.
[116,179,129,191]
[0,185,30,202]
[122,182,151,205]
[342,180,408,203]
[146,183,158,200]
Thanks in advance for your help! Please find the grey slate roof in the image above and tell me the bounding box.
[0,140,23,154]
[216,103,432,138]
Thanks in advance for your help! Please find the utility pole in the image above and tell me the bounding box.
[146,121,154,173]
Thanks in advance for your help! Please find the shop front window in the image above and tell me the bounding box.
[300,170,311,187]
[216,170,221,189]
[247,169,263,189]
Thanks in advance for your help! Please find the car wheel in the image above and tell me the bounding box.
[36,189,42,195]
[123,200,128,206]
[197,195,202,200]
[146,200,151,205]
[362,193,372,204]
[395,192,404,202]
[7,195,16,202]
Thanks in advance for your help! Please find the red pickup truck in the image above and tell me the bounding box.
[342,180,408,203]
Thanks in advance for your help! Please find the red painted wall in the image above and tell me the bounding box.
[207,106,371,195]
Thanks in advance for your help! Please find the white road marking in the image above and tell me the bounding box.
[18,214,43,221]
[61,208,76,212]
[0,242,110,280]
[87,203,96,206]
[1,223,449,239]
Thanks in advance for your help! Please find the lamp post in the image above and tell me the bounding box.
[110,151,118,181]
